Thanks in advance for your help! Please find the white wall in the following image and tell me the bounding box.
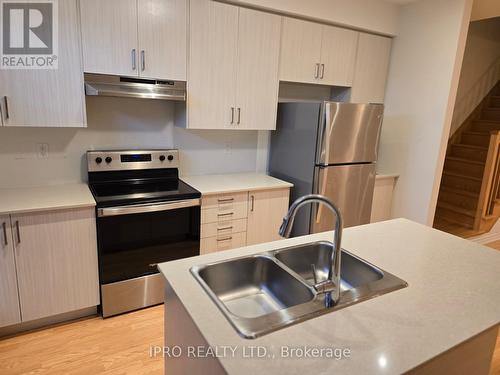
[0,97,259,189]
[378,0,473,225]
[450,17,500,135]
[227,0,400,36]
[471,0,500,21]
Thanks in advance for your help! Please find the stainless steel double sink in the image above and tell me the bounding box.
[191,241,407,339]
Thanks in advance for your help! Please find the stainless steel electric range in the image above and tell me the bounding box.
[87,149,201,317]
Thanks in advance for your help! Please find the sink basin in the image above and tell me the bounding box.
[274,242,383,290]
[196,255,314,318]
[191,241,407,339]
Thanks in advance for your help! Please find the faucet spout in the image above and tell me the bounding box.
[279,194,343,307]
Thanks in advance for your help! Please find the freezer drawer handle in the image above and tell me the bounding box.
[98,199,201,217]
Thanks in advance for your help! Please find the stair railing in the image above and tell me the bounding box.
[475,130,500,229]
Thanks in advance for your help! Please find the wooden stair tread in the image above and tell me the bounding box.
[433,218,485,238]
[436,202,475,217]
[462,130,490,135]
[473,119,500,124]
[445,156,485,166]
[442,171,482,181]
[450,144,488,150]
[439,186,479,198]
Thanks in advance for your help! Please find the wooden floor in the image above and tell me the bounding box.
[1,241,500,375]
[0,305,164,375]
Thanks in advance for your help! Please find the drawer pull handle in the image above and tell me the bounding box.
[2,222,7,246]
[217,226,233,231]
[217,212,234,217]
[250,195,255,212]
[217,237,232,242]
[15,220,20,244]
[218,198,234,203]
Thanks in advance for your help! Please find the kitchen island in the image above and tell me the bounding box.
[158,219,500,374]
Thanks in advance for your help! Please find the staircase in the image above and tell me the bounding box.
[434,82,500,238]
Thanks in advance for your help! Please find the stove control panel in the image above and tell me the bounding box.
[87,150,179,172]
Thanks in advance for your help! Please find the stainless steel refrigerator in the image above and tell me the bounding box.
[269,101,384,236]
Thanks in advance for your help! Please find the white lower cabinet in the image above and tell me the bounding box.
[0,208,99,327]
[0,216,21,328]
[247,189,290,246]
[199,188,290,254]
[370,176,397,223]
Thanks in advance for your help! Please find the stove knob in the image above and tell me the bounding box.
[105,157,112,164]
[95,157,103,164]
[167,155,174,161]
[159,155,166,162]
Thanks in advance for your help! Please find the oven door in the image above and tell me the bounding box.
[96,199,201,285]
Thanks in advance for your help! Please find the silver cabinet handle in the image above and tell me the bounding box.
[15,220,20,244]
[250,195,255,212]
[217,236,232,242]
[237,108,241,125]
[0,100,4,126]
[217,212,234,218]
[218,198,234,203]
[2,222,7,246]
[230,107,235,124]
[217,226,233,231]
[3,96,9,119]
[320,64,325,79]
[131,49,137,70]
[141,50,145,71]
[314,63,320,79]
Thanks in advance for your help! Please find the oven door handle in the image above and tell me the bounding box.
[97,199,201,217]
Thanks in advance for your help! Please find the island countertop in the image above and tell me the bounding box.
[158,219,500,374]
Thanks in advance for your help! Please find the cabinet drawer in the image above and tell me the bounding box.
[201,218,247,239]
[201,201,248,224]
[200,232,247,255]
[202,192,249,209]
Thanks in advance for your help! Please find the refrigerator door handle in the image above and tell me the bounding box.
[315,167,328,224]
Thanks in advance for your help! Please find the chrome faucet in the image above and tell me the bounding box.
[279,194,343,307]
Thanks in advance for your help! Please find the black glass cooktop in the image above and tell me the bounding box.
[89,179,200,207]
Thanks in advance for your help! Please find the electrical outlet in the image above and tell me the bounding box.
[36,143,49,158]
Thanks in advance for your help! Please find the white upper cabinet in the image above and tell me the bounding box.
[80,0,187,80]
[351,33,392,103]
[138,0,187,80]
[80,0,138,77]
[188,0,238,129]
[188,0,281,130]
[319,26,359,87]
[279,18,322,85]
[0,0,85,127]
[235,8,282,130]
[279,17,359,87]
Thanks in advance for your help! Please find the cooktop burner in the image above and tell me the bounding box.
[87,149,201,208]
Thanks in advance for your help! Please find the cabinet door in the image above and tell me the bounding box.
[188,0,238,129]
[80,0,138,76]
[0,216,21,328]
[319,26,359,87]
[279,17,322,84]
[13,208,99,322]
[0,0,85,127]
[235,8,281,130]
[247,189,290,246]
[351,33,392,103]
[138,0,187,80]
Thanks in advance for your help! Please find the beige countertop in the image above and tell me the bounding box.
[181,173,293,195]
[0,184,96,215]
[159,219,500,374]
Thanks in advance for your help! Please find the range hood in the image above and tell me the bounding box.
[84,73,186,101]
